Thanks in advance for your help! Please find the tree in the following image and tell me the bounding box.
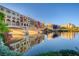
[0,12,9,45]
[0,12,9,33]
[0,12,21,56]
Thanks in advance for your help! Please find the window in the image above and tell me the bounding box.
[12,17,15,19]
[7,15,11,18]
[6,10,11,13]
[24,23,26,26]
[27,24,28,26]
[16,21,20,26]
[17,18,19,20]
[7,19,10,21]
[17,14,19,16]
[21,23,23,26]
[12,20,15,22]
[12,12,16,15]
[7,19,10,25]
[1,8,4,11]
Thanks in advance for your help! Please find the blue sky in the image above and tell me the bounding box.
[0,3,79,26]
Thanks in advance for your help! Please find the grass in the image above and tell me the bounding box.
[36,49,79,56]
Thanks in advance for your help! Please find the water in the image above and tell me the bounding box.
[7,32,79,56]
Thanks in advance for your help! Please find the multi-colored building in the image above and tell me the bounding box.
[0,5,31,44]
[47,24,60,30]
[0,5,30,30]
[0,5,44,50]
[60,23,75,29]
[0,5,45,52]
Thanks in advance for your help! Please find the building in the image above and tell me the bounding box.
[47,24,60,30]
[53,24,60,29]
[0,5,32,45]
[0,5,30,30]
[47,24,53,30]
[60,23,75,30]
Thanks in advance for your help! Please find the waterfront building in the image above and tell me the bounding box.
[53,24,60,29]
[0,5,30,30]
[60,23,75,30]
[0,5,32,45]
[47,24,53,30]
[47,24,60,30]
[0,5,45,52]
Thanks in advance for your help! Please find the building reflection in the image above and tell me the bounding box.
[29,33,44,47]
[60,32,75,40]
[6,31,77,52]
[6,33,44,53]
[47,32,76,40]
[47,32,60,40]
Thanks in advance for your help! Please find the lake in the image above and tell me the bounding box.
[7,32,79,56]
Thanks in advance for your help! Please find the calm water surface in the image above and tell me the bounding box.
[23,32,79,55]
[7,32,79,55]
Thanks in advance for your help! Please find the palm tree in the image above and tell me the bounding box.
[0,12,9,33]
[0,12,9,45]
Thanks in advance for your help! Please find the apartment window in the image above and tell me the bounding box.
[16,21,19,26]
[7,19,10,21]
[7,19,10,25]
[1,8,4,11]
[12,20,15,22]
[6,10,11,13]
[24,23,26,26]
[24,19,26,21]
[12,12,16,15]
[21,23,23,26]
[12,17,15,19]
[17,18,19,20]
[27,24,28,26]
[7,15,11,18]
[17,14,19,16]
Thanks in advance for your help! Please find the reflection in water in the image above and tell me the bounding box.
[7,33,45,53]
[47,32,76,40]
[7,32,78,53]
[47,32,60,40]
[60,32,75,40]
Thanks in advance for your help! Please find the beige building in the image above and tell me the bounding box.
[47,24,53,30]
[60,23,75,30]
[0,5,30,30]
[0,5,31,44]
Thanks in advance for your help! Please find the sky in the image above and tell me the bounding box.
[0,3,79,26]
